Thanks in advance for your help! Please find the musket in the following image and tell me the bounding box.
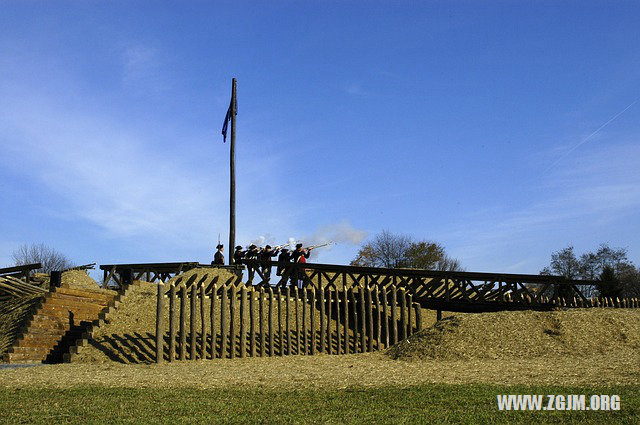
[305,242,334,250]
[272,242,294,251]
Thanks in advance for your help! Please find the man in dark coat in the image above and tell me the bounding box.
[245,244,260,284]
[259,245,279,284]
[212,244,225,265]
[290,243,311,288]
[276,248,291,286]
[233,245,245,265]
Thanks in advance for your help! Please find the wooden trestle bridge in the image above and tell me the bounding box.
[241,260,597,313]
[100,260,597,313]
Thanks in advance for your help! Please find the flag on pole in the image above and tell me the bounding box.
[221,94,237,143]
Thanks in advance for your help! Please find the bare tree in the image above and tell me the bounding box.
[12,243,74,273]
[351,230,463,271]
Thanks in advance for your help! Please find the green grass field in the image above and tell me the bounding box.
[1,384,638,424]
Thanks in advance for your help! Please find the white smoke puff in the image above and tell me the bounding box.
[307,221,367,246]
[302,221,368,259]
[250,234,276,248]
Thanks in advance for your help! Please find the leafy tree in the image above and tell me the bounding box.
[12,243,74,273]
[351,230,463,271]
[540,246,581,279]
[541,244,639,298]
[597,265,623,298]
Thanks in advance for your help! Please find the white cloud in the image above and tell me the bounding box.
[0,82,297,256]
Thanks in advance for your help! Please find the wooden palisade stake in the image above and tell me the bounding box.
[319,286,326,353]
[334,286,340,355]
[391,285,398,345]
[302,287,308,354]
[249,287,256,357]
[210,284,217,359]
[343,285,349,354]
[240,285,247,358]
[179,285,187,360]
[169,283,176,361]
[155,282,164,363]
[190,284,197,360]
[220,285,228,359]
[268,287,275,357]
[326,286,332,354]
[310,286,316,355]
[200,284,206,359]
[278,289,284,356]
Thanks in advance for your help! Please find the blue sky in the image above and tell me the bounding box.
[1,1,639,274]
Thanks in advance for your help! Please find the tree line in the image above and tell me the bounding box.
[540,244,639,298]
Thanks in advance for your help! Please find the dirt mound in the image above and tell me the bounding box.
[388,309,640,361]
[62,270,108,292]
[166,266,239,287]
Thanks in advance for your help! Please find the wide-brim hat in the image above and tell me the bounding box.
[235,246,243,250]
[296,243,303,248]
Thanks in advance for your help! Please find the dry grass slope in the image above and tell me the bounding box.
[388,309,640,360]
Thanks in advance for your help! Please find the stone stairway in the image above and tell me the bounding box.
[3,285,118,363]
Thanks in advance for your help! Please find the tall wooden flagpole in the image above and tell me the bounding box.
[229,78,237,264]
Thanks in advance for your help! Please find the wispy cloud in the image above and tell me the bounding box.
[440,141,640,271]
[0,82,297,257]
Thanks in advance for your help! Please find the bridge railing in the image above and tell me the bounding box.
[240,260,599,312]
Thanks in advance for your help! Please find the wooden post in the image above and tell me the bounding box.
[310,286,316,355]
[155,282,164,363]
[391,285,398,345]
[285,286,291,355]
[381,287,389,348]
[169,283,176,361]
[259,287,265,356]
[334,287,341,355]
[302,287,308,354]
[179,285,186,360]
[268,287,275,357]
[400,288,408,341]
[319,286,326,353]
[249,287,256,357]
[295,286,301,355]
[326,287,332,354]
[190,284,197,360]
[374,286,382,351]
[220,285,228,359]
[240,286,247,358]
[359,286,366,352]
[349,288,358,353]
[229,285,237,359]
[366,286,374,352]
[228,78,237,264]
[436,309,442,321]
[210,284,217,359]
[200,284,206,359]
[414,302,422,332]
[407,293,413,336]
[278,289,284,356]
[343,285,349,354]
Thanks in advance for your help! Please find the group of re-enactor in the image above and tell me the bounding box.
[212,243,313,288]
